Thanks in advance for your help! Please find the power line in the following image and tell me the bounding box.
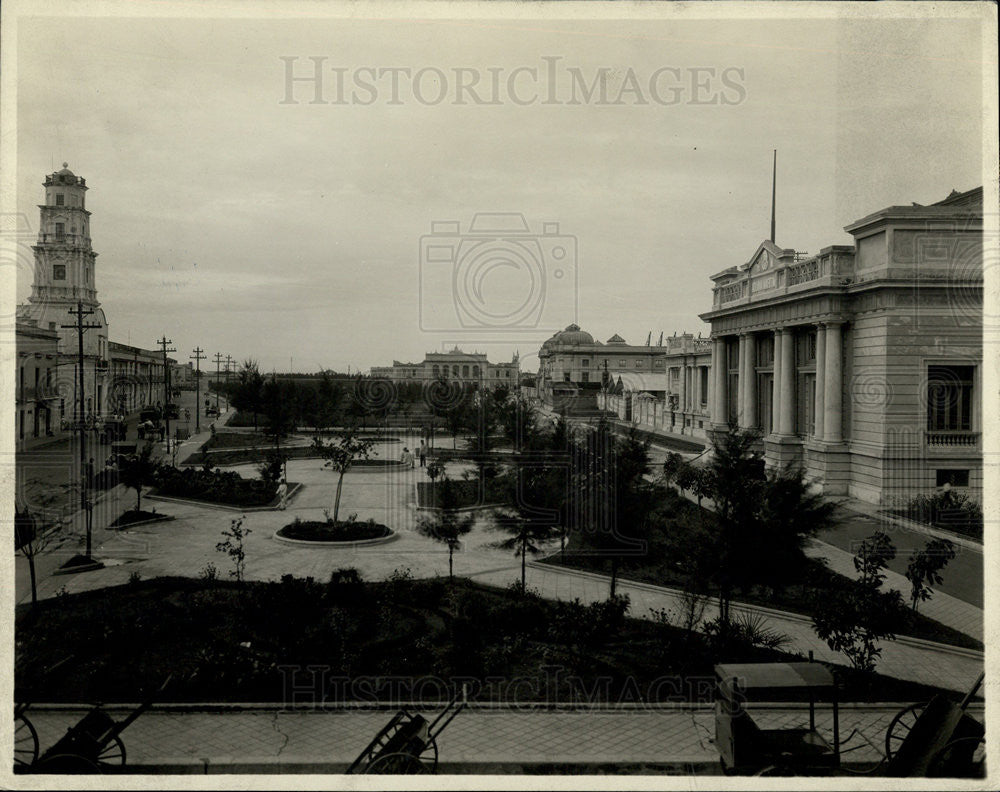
[60,300,102,560]
[190,347,206,433]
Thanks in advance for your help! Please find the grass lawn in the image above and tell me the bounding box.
[15,576,960,705]
[539,489,983,653]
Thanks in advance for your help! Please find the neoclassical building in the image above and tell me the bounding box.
[370,348,519,385]
[700,187,983,505]
[599,332,712,440]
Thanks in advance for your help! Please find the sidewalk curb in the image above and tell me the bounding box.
[526,561,985,661]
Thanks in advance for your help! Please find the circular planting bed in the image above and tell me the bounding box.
[274,520,396,547]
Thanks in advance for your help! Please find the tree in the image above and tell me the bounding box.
[15,503,66,607]
[118,442,158,513]
[216,516,252,584]
[671,426,835,626]
[229,360,265,431]
[262,376,297,454]
[905,537,957,612]
[492,463,557,593]
[812,530,905,673]
[315,372,343,432]
[312,428,379,523]
[571,422,658,597]
[416,476,475,580]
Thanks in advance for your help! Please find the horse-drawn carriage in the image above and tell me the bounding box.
[714,661,985,777]
[346,691,466,774]
[14,677,171,774]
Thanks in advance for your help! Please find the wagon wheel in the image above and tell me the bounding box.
[927,736,986,778]
[96,735,127,769]
[885,702,924,761]
[13,711,39,769]
[364,751,431,774]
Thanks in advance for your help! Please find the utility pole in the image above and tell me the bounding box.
[190,347,206,433]
[224,355,233,410]
[157,336,176,450]
[61,301,102,560]
[213,352,224,412]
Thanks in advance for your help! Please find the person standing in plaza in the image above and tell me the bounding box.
[277,479,289,510]
[418,439,427,468]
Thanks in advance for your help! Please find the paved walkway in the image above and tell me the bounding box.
[15,425,984,698]
[20,701,956,773]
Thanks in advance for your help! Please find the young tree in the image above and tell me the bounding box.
[312,428,379,523]
[416,476,475,581]
[118,442,158,513]
[15,503,66,607]
[812,530,905,673]
[216,516,252,584]
[905,537,957,612]
[492,463,557,593]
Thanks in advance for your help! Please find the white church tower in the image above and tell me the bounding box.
[20,164,110,418]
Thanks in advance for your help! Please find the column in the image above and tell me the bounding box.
[737,335,748,426]
[694,364,702,415]
[712,337,726,426]
[778,327,795,435]
[679,362,687,419]
[771,329,782,434]
[814,324,826,441]
[823,321,843,443]
[744,333,757,429]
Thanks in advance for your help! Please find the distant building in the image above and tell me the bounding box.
[108,342,170,414]
[371,348,520,385]
[600,332,712,439]
[700,186,983,504]
[14,319,60,448]
[538,325,667,389]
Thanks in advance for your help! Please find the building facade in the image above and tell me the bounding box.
[537,325,668,394]
[599,332,712,440]
[14,319,60,448]
[371,348,520,385]
[699,187,983,505]
[108,342,171,414]
[18,164,111,418]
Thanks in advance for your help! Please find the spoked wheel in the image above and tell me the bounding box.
[927,736,986,778]
[13,712,39,770]
[364,751,431,774]
[885,702,924,761]
[96,735,127,770]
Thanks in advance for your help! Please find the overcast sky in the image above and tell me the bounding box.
[12,8,987,375]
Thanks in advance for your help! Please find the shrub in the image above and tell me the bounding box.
[200,562,219,581]
[153,465,277,507]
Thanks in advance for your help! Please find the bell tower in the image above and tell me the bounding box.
[20,164,110,415]
[29,164,99,308]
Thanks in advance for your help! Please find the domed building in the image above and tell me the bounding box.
[536,323,668,411]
